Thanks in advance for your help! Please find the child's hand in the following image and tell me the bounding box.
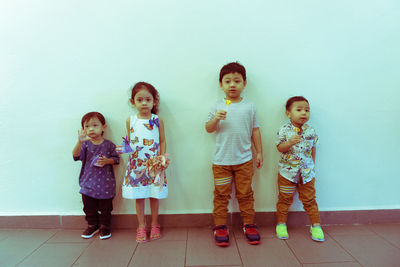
[95,156,111,167]
[255,153,263,169]
[116,145,123,154]
[164,158,171,169]
[214,110,227,120]
[78,129,90,143]
[288,134,302,146]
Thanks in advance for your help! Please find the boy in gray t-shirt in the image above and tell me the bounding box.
[205,62,263,247]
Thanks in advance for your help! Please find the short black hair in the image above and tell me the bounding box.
[219,62,246,82]
[81,112,106,128]
[285,96,309,111]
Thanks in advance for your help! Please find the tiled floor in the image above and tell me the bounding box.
[1,223,399,267]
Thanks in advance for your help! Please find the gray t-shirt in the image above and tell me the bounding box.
[207,98,259,165]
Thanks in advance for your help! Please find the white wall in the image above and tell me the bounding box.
[1,0,399,215]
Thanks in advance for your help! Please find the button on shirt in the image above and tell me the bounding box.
[276,122,319,184]
[73,139,120,199]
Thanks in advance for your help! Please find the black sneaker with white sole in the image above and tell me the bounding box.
[99,227,111,240]
[81,225,99,239]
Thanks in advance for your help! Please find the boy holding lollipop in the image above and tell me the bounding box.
[205,62,263,246]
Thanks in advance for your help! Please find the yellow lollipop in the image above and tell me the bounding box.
[294,127,300,134]
[225,100,231,106]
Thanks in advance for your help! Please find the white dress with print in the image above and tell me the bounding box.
[122,114,168,199]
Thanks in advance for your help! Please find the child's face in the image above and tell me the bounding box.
[286,101,310,127]
[83,117,106,140]
[131,89,154,117]
[220,72,247,101]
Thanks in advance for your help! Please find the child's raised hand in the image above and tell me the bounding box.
[214,110,227,120]
[288,134,302,145]
[78,129,90,143]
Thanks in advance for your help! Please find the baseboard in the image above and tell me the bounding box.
[1,209,399,229]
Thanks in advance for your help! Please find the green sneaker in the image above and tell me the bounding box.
[310,225,325,242]
[276,223,289,240]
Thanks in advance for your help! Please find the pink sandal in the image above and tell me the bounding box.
[150,224,161,240]
[136,227,147,243]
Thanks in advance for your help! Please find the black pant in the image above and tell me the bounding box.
[82,194,113,228]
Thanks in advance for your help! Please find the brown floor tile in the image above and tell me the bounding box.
[0,229,14,241]
[285,227,354,264]
[128,240,186,267]
[18,243,89,267]
[46,229,94,243]
[332,234,400,267]
[0,229,57,266]
[303,263,362,267]
[73,230,137,267]
[324,224,376,237]
[185,227,242,266]
[0,224,397,267]
[235,235,301,267]
[159,227,187,241]
[367,223,400,249]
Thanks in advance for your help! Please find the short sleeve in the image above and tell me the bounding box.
[313,134,319,148]
[252,103,259,129]
[276,127,287,146]
[107,142,120,165]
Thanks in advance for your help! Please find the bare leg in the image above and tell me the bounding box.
[136,199,146,228]
[150,198,159,226]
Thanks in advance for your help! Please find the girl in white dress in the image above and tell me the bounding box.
[119,82,168,243]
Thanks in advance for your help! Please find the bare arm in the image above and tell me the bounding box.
[72,141,83,157]
[312,147,316,163]
[251,128,263,168]
[72,129,89,157]
[125,117,130,141]
[158,117,166,155]
[205,110,227,133]
[277,135,301,153]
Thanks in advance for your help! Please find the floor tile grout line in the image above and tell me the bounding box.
[69,236,97,266]
[15,229,61,266]
[282,239,304,267]
[184,227,188,267]
[324,231,363,267]
[367,225,400,250]
[125,238,139,267]
[232,229,244,267]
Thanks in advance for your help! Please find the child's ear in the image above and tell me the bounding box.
[102,124,108,131]
[243,80,247,87]
[219,82,223,88]
[130,98,135,105]
[285,111,290,118]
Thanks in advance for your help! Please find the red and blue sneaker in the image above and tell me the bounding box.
[243,224,261,245]
[213,225,229,247]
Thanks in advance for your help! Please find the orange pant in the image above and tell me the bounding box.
[276,174,321,225]
[212,160,255,225]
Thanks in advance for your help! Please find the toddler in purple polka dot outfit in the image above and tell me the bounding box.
[73,112,120,240]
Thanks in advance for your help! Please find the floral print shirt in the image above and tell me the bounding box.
[276,121,319,184]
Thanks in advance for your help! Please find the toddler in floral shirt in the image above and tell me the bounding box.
[275,96,325,242]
